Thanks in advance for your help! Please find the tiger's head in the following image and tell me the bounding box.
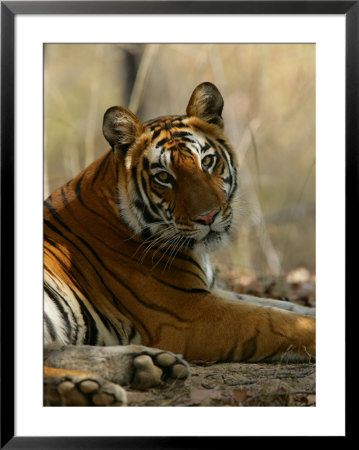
[103,82,238,253]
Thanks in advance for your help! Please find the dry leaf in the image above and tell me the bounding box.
[231,389,254,404]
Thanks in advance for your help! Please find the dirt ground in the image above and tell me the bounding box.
[126,360,315,407]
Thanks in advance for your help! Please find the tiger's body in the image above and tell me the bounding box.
[44,83,315,406]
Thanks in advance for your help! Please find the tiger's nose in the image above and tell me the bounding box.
[193,209,219,225]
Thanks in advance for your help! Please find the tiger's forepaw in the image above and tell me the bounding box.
[44,367,127,406]
[131,349,189,389]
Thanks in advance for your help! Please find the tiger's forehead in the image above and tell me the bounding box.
[143,115,187,132]
[143,115,212,167]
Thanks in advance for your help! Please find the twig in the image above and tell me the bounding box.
[274,369,315,379]
[241,390,316,406]
[280,158,316,274]
[128,44,159,115]
[84,45,104,167]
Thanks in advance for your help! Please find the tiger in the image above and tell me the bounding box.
[44,82,315,406]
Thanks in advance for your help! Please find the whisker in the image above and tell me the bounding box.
[151,234,180,269]
[166,236,188,270]
[139,228,178,263]
[163,235,185,271]
[133,224,176,260]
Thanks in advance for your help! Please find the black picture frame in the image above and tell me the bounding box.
[1,1,356,447]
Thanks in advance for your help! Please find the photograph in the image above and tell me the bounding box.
[1,0,353,445]
[43,43,316,407]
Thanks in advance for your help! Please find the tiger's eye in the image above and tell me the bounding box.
[202,155,214,168]
[156,171,171,183]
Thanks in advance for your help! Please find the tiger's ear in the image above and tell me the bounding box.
[186,82,224,128]
[103,106,143,153]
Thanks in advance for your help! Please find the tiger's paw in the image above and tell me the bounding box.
[44,367,127,406]
[130,348,190,389]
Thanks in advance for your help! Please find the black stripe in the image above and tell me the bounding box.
[222,175,232,185]
[206,137,216,149]
[240,331,259,361]
[140,177,150,205]
[128,323,138,342]
[131,168,160,223]
[44,284,72,343]
[217,147,235,190]
[111,294,150,344]
[151,275,209,294]
[140,175,162,217]
[44,313,57,341]
[141,227,152,240]
[172,121,187,128]
[44,250,81,344]
[133,199,159,224]
[44,200,60,218]
[75,172,85,199]
[142,156,149,171]
[156,138,168,148]
[108,322,125,345]
[172,249,206,275]
[150,162,164,170]
[73,170,119,231]
[258,346,282,362]
[225,339,239,361]
[215,145,233,191]
[228,180,238,203]
[171,131,191,139]
[180,136,196,143]
[200,142,210,153]
[91,150,112,187]
[151,128,161,140]
[61,187,69,206]
[217,139,234,165]
[219,161,226,175]
[70,287,98,345]
[131,166,137,179]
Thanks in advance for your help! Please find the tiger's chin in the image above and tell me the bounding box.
[193,230,230,253]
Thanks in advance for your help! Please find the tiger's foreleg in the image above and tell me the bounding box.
[44,344,190,406]
[151,294,315,363]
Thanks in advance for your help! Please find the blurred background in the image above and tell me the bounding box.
[44,44,315,299]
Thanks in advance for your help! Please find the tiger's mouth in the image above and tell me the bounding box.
[175,222,231,251]
[175,230,225,251]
